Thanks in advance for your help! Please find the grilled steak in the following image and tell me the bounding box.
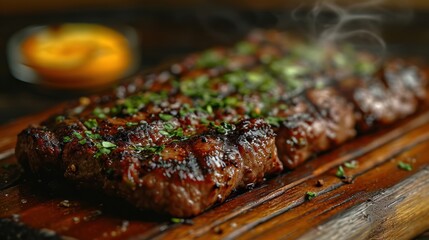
[16,30,427,217]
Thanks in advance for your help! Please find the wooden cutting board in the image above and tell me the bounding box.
[1,105,429,240]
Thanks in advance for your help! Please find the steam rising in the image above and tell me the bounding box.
[309,0,386,51]
[290,0,398,74]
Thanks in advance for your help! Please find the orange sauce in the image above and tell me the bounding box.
[21,24,132,89]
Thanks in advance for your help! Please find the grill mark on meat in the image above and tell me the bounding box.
[15,30,428,217]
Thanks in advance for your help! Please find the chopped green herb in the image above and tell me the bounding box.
[164,123,175,131]
[200,118,209,125]
[126,122,138,127]
[93,107,107,119]
[224,97,238,107]
[133,145,165,155]
[112,92,167,116]
[159,113,174,121]
[102,141,116,148]
[63,136,72,143]
[84,131,101,140]
[206,105,213,114]
[196,50,226,68]
[355,61,376,76]
[55,116,65,123]
[72,132,83,140]
[84,119,98,129]
[336,166,346,178]
[398,161,412,171]
[266,116,284,127]
[344,160,358,169]
[235,41,256,55]
[278,104,288,110]
[211,122,235,134]
[180,75,210,97]
[95,148,112,158]
[306,191,317,200]
[95,141,117,158]
[179,104,195,117]
[159,123,186,139]
[170,218,183,223]
[159,130,170,136]
[78,139,87,145]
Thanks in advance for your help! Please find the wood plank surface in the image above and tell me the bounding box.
[1,107,429,239]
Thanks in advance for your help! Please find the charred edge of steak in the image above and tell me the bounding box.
[15,30,428,216]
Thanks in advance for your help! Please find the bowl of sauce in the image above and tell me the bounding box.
[8,23,139,90]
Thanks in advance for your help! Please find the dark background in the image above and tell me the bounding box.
[1,0,429,124]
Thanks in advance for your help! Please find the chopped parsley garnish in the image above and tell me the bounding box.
[159,123,185,139]
[235,41,256,55]
[336,166,346,178]
[132,145,165,155]
[102,141,116,148]
[84,131,101,140]
[200,118,209,125]
[179,104,195,117]
[180,75,210,97]
[211,122,235,134]
[170,218,183,223]
[126,122,138,127]
[266,116,284,127]
[111,92,167,116]
[78,139,87,145]
[93,107,107,119]
[306,191,317,200]
[196,50,226,68]
[55,115,65,123]
[84,119,98,129]
[63,136,72,143]
[72,132,83,140]
[95,141,117,158]
[344,160,358,169]
[159,113,174,121]
[205,105,213,114]
[398,161,412,171]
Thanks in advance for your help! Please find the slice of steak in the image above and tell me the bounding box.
[274,96,330,169]
[306,86,357,145]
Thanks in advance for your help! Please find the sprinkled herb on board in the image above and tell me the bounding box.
[344,160,358,169]
[170,218,194,225]
[306,191,317,200]
[336,166,346,178]
[398,161,413,171]
[170,218,182,223]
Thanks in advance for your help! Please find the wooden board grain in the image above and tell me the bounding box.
[1,107,429,239]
